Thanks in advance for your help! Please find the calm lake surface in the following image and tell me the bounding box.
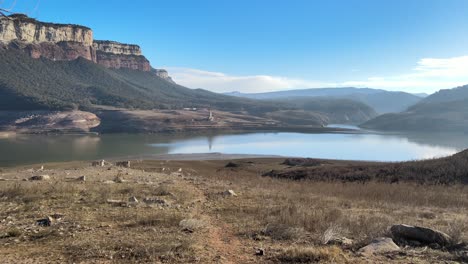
[1,129,468,166]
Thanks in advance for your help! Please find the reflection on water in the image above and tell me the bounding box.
[1,130,468,166]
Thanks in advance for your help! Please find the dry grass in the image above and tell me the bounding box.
[275,245,348,263]
[0,158,467,263]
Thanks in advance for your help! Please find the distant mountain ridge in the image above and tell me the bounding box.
[362,84,468,132]
[224,87,423,114]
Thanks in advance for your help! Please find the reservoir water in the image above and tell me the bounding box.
[1,129,467,166]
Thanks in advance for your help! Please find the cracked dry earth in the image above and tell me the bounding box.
[0,161,255,263]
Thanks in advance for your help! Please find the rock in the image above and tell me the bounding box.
[358,237,400,256]
[390,224,452,247]
[103,180,115,184]
[128,196,139,203]
[220,190,238,197]
[255,248,265,256]
[29,175,50,181]
[116,161,131,168]
[77,176,86,182]
[92,160,105,167]
[36,216,53,226]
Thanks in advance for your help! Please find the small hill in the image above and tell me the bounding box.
[271,97,378,124]
[0,49,279,114]
[264,149,468,184]
[225,87,422,114]
[362,84,468,132]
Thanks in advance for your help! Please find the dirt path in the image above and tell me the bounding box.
[176,174,253,263]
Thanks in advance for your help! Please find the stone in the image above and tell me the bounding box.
[116,161,131,168]
[128,196,139,203]
[390,224,452,247]
[77,176,86,182]
[29,175,50,181]
[255,248,265,256]
[36,216,53,227]
[358,237,400,256]
[220,190,238,197]
[92,160,105,167]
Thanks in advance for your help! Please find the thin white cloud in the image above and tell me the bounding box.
[165,55,468,94]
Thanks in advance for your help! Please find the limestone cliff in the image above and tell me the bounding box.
[0,14,93,45]
[153,69,176,83]
[93,40,150,71]
[0,14,163,74]
[93,40,142,56]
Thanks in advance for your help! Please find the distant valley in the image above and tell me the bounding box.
[225,87,424,114]
[362,84,468,132]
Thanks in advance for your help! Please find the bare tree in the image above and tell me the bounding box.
[0,0,17,18]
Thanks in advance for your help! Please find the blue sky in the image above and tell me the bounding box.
[6,0,468,93]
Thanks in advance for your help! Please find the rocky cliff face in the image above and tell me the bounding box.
[93,40,142,55]
[0,14,162,74]
[153,69,176,83]
[93,40,150,71]
[0,14,93,45]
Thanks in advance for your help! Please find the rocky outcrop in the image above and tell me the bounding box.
[0,14,164,74]
[0,14,93,45]
[93,40,150,71]
[1,110,101,134]
[391,224,452,247]
[93,40,141,55]
[153,69,175,83]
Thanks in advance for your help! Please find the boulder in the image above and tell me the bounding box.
[358,237,400,256]
[29,175,50,181]
[390,224,452,247]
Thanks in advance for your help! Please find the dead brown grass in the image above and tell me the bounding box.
[275,245,349,263]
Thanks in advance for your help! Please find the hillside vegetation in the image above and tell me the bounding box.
[362,85,468,132]
[0,49,380,127]
[265,149,468,184]
[0,49,279,114]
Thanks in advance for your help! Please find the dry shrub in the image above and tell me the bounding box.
[276,245,348,263]
[321,224,346,244]
[179,218,206,231]
[444,218,468,245]
[263,223,305,240]
[65,237,195,263]
[125,211,183,228]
